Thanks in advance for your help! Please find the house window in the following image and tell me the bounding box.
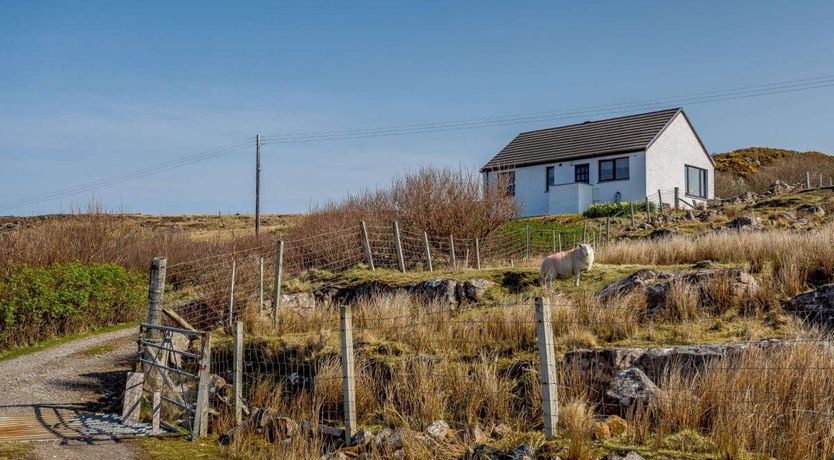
[545,166,555,191]
[599,157,629,182]
[575,164,589,183]
[686,165,707,198]
[497,171,515,196]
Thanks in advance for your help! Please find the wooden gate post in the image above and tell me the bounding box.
[146,257,167,340]
[535,297,558,439]
[359,221,374,271]
[272,240,283,326]
[393,220,405,273]
[340,305,357,445]
[192,332,212,440]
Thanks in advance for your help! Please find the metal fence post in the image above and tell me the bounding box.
[360,221,374,271]
[192,332,212,440]
[475,237,481,270]
[674,187,680,210]
[228,261,236,327]
[146,257,167,340]
[535,297,558,439]
[340,305,357,445]
[423,231,433,272]
[272,240,283,326]
[448,235,456,269]
[393,220,405,273]
[233,321,244,426]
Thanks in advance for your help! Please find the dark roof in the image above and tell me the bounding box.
[482,108,687,171]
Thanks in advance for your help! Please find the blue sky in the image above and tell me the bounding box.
[1,1,833,215]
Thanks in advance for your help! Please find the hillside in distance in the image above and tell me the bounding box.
[713,146,834,197]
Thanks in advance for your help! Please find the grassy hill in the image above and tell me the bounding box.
[713,147,834,197]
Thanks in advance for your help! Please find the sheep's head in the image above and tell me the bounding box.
[576,243,594,259]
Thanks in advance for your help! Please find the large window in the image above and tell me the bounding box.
[497,171,515,196]
[545,166,555,191]
[686,165,708,198]
[599,157,629,182]
[575,163,589,183]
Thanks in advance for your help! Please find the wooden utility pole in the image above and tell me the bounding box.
[255,134,261,237]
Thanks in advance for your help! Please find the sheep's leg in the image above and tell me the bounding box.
[575,271,581,287]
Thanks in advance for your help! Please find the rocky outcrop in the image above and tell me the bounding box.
[311,278,495,307]
[564,340,787,414]
[598,268,758,315]
[798,204,825,218]
[726,215,763,230]
[783,283,834,329]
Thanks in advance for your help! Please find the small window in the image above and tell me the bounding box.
[686,165,707,198]
[498,171,515,196]
[575,164,589,183]
[599,157,629,182]
[546,166,555,191]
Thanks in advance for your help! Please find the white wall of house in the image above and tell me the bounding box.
[645,112,714,205]
[491,151,648,216]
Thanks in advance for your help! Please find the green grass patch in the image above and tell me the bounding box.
[133,436,231,460]
[0,442,35,460]
[0,321,137,362]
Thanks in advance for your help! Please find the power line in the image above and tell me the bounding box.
[0,139,255,212]
[262,74,834,143]
[2,73,834,213]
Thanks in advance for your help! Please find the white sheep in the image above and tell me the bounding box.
[540,243,595,288]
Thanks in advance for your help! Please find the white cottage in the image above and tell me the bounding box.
[481,108,714,216]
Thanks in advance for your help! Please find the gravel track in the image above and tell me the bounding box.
[0,326,143,459]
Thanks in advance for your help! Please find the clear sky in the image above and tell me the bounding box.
[1,1,833,215]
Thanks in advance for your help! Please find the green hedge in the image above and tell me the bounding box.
[582,201,656,218]
[0,262,145,350]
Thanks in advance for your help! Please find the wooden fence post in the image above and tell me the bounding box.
[535,297,558,439]
[657,190,663,213]
[233,321,244,426]
[272,240,283,326]
[340,305,357,446]
[449,235,456,269]
[558,233,562,252]
[551,230,556,253]
[630,202,635,227]
[423,231,433,272]
[228,261,236,327]
[121,372,143,424]
[146,257,167,341]
[258,256,264,311]
[674,187,680,210]
[525,224,531,261]
[192,331,212,440]
[392,220,405,273]
[360,221,375,271]
[645,196,651,219]
[605,217,610,243]
[475,237,481,270]
[582,224,587,244]
[572,234,576,248]
[820,172,824,188]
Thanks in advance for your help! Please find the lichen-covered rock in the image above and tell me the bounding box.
[604,368,659,413]
[783,284,834,330]
[597,269,675,300]
[726,215,763,230]
[798,204,825,217]
[425,420,449,441]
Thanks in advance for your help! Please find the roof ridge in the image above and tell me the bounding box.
[516,107,681,136]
